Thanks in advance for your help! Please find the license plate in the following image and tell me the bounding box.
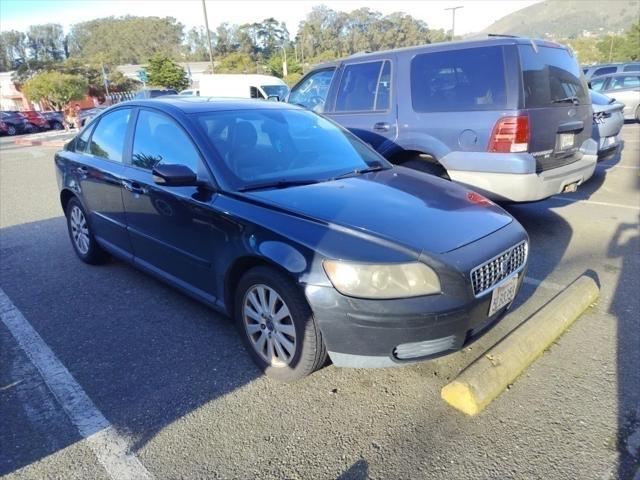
[488,275,518,317]
[558,133,575,150]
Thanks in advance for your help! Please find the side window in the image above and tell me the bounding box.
[610,75,640,90]
[75,125,94,153]
[288,68,335,112]
[623,64,640,72]
[593,66,617,77]
[411,46,507,112]
[89,109,131,162]
[590,77,607,92]
[250,86,264,99]
[375,61,391,110]
[132,110,200,172]
[335,61,386,112]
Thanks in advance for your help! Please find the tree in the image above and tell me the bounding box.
[26,24,66,62]
[214,52,255,73]
[0,30,29,71]
[184,26,213,61]
[22,71,87,110]
[146,54,189,90]
[67,16,184,65]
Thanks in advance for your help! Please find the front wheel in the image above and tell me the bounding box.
[235,266,327,381]
[65,197,108,264]
[6,125,16,136]
[51,121,64,130]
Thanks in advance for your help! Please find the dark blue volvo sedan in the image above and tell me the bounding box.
[55,97,528,380]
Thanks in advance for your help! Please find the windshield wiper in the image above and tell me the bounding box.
[552,96,580,105]
[237,179,320,192]
[331,162,388,181]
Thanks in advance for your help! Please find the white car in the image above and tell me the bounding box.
[590,73,640,122]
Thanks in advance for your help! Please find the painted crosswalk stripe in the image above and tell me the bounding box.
[0,288,153,480]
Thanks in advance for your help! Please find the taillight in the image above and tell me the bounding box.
[488,115,529,153]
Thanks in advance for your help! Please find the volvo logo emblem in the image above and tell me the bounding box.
[500,253,512,275]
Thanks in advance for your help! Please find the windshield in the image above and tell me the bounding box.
[194,108,389,190]
[262,85,289,100]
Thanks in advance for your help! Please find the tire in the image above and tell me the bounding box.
[235,266,327,381]
[6,125,16,136]
[400,155,450,179]
[635,105,640,123]
[65,197,108,264]
[51,121,64,130]
[24,123,38,134]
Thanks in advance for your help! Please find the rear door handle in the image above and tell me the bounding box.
[122,180,146,195]
[373,122,390,132]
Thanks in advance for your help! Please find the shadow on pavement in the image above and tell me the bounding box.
[607,221,640,479]
[337,459,369,479]
[0,216,259,475]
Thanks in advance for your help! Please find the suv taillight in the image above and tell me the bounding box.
[488,115,529,153]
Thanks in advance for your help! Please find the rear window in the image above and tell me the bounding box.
[410,46,507,112]
[518,45,588,108]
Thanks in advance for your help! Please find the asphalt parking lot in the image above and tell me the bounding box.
[1,125,639,479]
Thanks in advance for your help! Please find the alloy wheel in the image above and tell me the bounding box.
[242,284,297,367]
[69,205,90,255]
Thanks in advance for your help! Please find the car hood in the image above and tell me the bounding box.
[247,167,513,255]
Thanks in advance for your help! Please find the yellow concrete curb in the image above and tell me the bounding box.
[441,275,600,416]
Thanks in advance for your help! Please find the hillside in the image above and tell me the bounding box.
[479,0,639,38]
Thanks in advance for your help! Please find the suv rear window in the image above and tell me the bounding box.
[410,46,507,112]
[519,45,588,108]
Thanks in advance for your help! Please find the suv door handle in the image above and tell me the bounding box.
[373,122,390,132]
[122,180,146,195]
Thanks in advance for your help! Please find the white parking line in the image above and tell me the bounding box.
[0,288,153,480]
[550,196,640,211]
[523,276,564,291]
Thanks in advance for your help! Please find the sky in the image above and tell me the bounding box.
[0,0,540,36]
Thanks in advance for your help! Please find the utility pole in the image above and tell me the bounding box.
[444,6,463,41]
[608,35,614,62]
[279,44,288,77]
[202,0,215,73]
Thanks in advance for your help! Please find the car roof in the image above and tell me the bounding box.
[310,36,569,70]
[594,72,640,78]
[117,96,301,114]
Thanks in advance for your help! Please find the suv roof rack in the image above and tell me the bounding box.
[487,33,519,38]
[348,51,371,57]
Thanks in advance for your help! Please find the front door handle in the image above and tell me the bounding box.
[373,122,390,132]
[76,166,88,175]
[122,180,146,195]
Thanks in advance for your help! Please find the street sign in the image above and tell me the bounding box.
[137,69,148,83]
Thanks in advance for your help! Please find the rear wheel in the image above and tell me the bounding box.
[235,266,327,381]
[65,197,108,264]
[51,121,64,130]
[6,125,16,136]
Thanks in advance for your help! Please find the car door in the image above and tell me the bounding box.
[604,75,640,119]
[324,59,397,156]
[72,108,133,256]
[121,108,219,298]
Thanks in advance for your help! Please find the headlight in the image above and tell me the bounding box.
[323,261,441,299]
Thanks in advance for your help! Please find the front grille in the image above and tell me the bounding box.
[470,241,528,297]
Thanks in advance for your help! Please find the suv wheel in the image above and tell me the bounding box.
[65,197,108,264]
[235,266,327,381]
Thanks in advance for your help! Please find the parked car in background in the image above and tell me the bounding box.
[583,62,640,80]
[589,72,640,122]
[134,89,178,99]
[55,97,529,380]
[288,37,597,202]
[0,111,32,135]
[41,111,65,130]
[198,74,289,100]
[79,107,107,127]
[179,88,200,96]
[590,90,625,157]
[20,110,50,131]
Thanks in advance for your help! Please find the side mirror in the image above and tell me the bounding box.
[267,95,280,102]
[152,164,197,186]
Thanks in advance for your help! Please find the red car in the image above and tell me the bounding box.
[20,110,50,130]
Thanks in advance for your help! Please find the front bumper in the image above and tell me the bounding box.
[305,222,528,368]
